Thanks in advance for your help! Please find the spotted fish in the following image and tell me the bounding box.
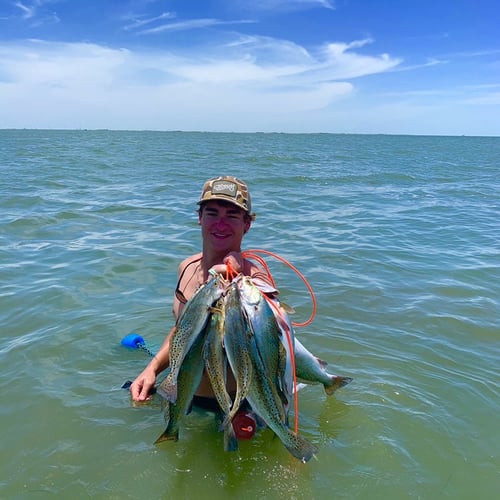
[157,275,224,403]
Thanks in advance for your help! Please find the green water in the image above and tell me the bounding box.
[1,130,499,499]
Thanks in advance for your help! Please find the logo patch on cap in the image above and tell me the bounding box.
[212,180,237,198]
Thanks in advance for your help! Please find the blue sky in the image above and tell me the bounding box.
[1,0,499,135]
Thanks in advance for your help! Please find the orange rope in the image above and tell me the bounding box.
[241,251,276,288]
[225,259,238,282]
[242,249,317,327]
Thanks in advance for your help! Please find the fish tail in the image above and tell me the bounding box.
[285,434,318,463]
[223,424,239,452]
[154,427,179,444]
[324,375,353,395]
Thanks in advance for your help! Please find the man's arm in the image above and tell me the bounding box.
[130,325,175,401]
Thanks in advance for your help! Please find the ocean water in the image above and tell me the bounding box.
[0,129,498,499]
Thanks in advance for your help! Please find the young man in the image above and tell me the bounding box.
[130,176,269,406]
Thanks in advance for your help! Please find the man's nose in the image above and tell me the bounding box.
[213,215,230,226]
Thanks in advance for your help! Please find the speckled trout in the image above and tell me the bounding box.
[222,283,253,429]
[262,288,353,395]
[237,276,292,408]
[236,278,318,462]
[157,275,224,403]
[294,337,352,394]
[203,300,238,451]
[245,332,318,462]
[154,327,206,443]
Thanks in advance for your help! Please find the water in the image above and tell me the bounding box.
[1,130,499,499]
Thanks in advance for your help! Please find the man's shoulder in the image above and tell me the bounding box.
[178,253,203,271]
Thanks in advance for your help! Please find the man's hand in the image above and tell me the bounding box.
[130,368,156,401]
[223,252,244,273]
[208,252,245,278]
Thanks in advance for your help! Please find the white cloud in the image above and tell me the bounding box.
[12,0,60,26]
[14,1,35,19]
[0,35,400,130]
[237,0,335,12]
[122,12,176,31]
[462,91,500,105]
[138,18,255,35]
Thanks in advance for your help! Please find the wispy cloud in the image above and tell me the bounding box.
[138,18,256,35]
[392,57,447,73]
[122,12,176,31]
[462,92,500,105]
[14,1,35,19]
[238,0,335,12]
[378,83,500,108]
[13,0,60,26]
[443,48,500,59]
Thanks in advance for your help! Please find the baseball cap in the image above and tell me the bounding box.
[198,176,254,217]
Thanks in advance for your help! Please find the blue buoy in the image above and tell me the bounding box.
[121,333,145,349]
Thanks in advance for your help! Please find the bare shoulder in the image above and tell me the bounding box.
[177,252,203,273]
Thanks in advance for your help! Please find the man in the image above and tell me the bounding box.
[130,176,270,406]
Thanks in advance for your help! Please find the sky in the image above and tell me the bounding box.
[0,0,499,136]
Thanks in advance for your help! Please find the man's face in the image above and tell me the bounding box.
[199,200,250,253]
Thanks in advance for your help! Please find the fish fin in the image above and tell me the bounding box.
[279,301,296,314]
[208,306,223,315]
[277,387,289,407]
[121,380,133,389]
[324,376,353,395]
[156,378,178,403]
[251,278,279,295]
[293,382,308,393]
[315,356,328,369]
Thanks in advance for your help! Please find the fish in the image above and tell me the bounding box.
[222,283,253,430]
[203,300,238,451]
[238,276,292,408]
[154,325,206,443]
[236,278,317,462]
[261,286,353,395]
[294,337,353,394]
[244,326,318,462]
[157,275,224,403]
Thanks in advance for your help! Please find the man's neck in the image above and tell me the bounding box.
[201,246,240,271]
